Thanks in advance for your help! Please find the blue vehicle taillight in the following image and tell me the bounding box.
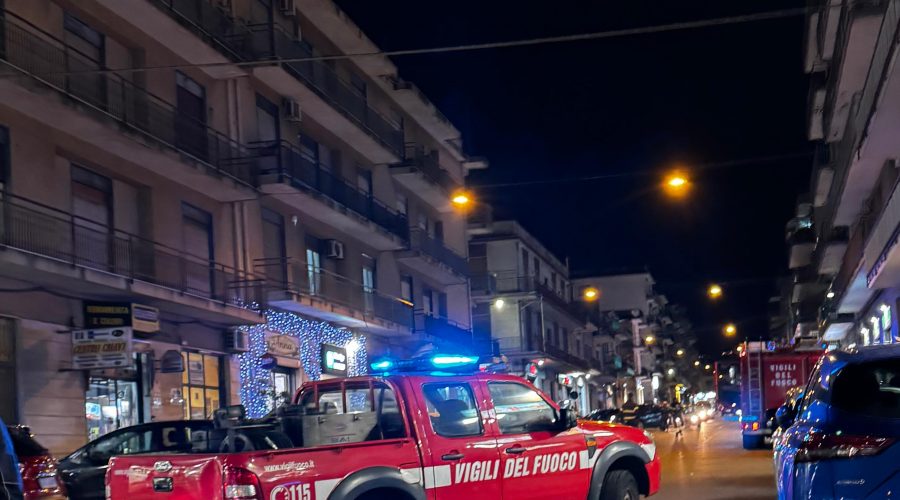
[795,433,895,463]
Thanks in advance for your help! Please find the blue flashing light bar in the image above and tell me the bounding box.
[369,354,482,374]
[430,354,480,368]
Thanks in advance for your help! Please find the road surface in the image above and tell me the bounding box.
[651,418,776,500]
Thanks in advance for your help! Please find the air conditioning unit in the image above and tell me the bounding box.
[280,0,296,15]
[283,98,302,122]
[326,240,345,260]
[225,329,249,353]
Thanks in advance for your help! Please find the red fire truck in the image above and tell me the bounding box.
[739,342,822,449]
[106,354,660,499]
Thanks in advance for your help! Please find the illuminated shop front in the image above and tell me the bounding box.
[237,310,368,418]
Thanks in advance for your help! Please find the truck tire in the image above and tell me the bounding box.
[599,469,639,500]
[742,434,762,450]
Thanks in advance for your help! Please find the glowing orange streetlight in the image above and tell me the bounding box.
[451,192,472,207]
[663,170,690,198]
[724,323,737,337]
[583,287,600,302]
[707,284,723,300]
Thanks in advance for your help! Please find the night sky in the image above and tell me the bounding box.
[335,0,812,357]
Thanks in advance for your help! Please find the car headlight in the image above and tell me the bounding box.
[609,415,616,422]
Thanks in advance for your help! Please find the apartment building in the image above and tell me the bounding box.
[790,0,900,348]
[468,219,603,414]
[0,0,478,451]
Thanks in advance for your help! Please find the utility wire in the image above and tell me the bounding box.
[472,151,812,188]
[9,7,811,78]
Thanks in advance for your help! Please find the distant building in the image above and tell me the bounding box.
[468,219,603,413]
[790,0,900,348]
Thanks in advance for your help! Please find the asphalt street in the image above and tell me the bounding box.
[651,418,776,500]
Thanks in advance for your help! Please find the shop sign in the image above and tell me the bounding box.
[72,327,133,370]
[159,350,185,373]
[321,344,348,376]
[84,302,160,333]
[266,334,300,358]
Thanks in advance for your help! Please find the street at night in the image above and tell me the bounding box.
[4,0,900,498]
[653,421,775,500]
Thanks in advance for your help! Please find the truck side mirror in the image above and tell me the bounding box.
[556,400,578,431]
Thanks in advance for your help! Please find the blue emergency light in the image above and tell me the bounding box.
[369,353,481,374]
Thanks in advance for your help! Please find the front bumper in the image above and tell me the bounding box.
[646,456,662,496]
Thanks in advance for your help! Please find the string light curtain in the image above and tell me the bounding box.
[237,310,367,417]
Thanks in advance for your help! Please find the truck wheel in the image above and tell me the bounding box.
[742,434,762,450]
[600,469,639,500]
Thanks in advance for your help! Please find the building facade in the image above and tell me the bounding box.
[788,0,900,349]
[0,0,479,452]
[469,219,608,414]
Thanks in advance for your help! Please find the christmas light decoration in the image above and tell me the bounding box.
[237,309,367,417]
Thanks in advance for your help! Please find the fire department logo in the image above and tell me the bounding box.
[153,461,173,473]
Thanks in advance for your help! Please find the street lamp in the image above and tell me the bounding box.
[663,170,690,198]
[667,368,675,376]
[694,360,701,367]
[645,335,655,345]
[704,364,711,370]
[676,348,685,357]
[582,287,600,301]
[724,323,737,336]
[707,284,723,300]
[493,298,505,310]
[451,191,472,207]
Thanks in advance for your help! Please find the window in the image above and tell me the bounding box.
[575,335,581,356]
[422,383,482,437]
[831,359,900,418]
[488,382,556,434]
[182,203,214,295]
[158,422,211,453]
[423,288,434,316]
[521,249,530,276]
[533,258,541,281]
[882,305,892,343]
[261,208,286,284]
[434,220,444,242]
[357,168,372,197]
[319,146,336,172]
[90,428,153,461]
[298,383,406,443]
[396,193,408,216]
[175,72,207,159]
[71,165,112,268]
[255,94,279,143]
[0,126,8,188]
[300,135,319,165]
[306,235,322,295]
[871,316,882,345]
[400,276,413,303]
[181,352,221,420]
[417,212,428,232]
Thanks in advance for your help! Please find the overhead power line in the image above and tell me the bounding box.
[471,151,812,188]
[9,7,811,78]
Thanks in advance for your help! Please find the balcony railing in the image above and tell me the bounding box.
[255,257,413,329]
[471,273,583,319]
[152,1,404,157]
[0,9,257,187]
[0,192,265,307]
[407,229,467,276]
[397,144,460,193]
[415,313,474,347]
[255,140,408,241]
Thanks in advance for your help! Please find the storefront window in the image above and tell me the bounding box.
[181,352,221,419]
[881,305,892,344]
[85,377,139,441]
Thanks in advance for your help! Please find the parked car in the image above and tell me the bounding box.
[585,408,624,423]
[58,420,213,500]
[622,404,670,430]
[7,425,64,500]
[774,345,900,499]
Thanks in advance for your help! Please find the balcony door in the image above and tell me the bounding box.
[255,95,280,174]
[64,13,106,109]
[362,255,376,312]
[175,72,208,161]
[305,237,322,296]
[71,165,112,270]
[182,203,214,297]
[261,208,286,287]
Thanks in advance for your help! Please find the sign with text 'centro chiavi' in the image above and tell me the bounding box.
[72,327,133,370]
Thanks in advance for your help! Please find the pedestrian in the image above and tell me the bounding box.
[672,403,685,438]
[0,419,24,500]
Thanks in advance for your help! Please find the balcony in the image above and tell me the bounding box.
[791,266,826,304]
[390,144,461,211]
[815,226,849,276]
[256,258,412,334]
[787,223,816,270]
[414,313,483,352]
[256,140,408,248]
[396,229,467,284]
[150,1,403,162]
[0,9,258,196]
[832,219,875,314]
[864,176,900,289]
[471,273,584,321]
[0,192,264,324]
